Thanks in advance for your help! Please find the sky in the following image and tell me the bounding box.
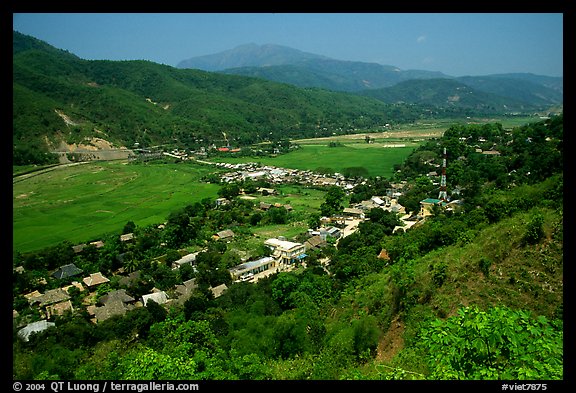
[12,13,564,77]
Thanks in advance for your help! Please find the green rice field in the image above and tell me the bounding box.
[13,161,222,254]
[211,143,417,179]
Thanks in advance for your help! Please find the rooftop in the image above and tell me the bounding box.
[264,238,303,251]
[230,257,275,274]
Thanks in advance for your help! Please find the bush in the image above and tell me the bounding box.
[479,257,491,277]
[418,306,563,379]
[522,212,544,245]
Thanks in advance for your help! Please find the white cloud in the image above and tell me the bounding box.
[416,35,427,44]
[422,56,434,65]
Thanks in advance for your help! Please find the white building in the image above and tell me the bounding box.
[142,291,168,307]
[264,238,307,265]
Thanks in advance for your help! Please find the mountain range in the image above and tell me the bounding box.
[12,32,428,164]
[177,43,563,107]
[13,32,562,165]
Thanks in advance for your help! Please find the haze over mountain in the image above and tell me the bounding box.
[357,79,532,110]
[177,43,563,106]
[12,32,430,164]
[178,43,452,91]
[176,43,330,71]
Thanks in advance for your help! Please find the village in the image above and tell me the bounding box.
[15,141,471,341]
[16,167,462,342]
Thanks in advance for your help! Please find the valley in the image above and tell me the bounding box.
[13,116,563,381]
[12,29,563,383]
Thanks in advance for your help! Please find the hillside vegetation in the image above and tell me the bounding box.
[187,44,562,109]
[13,117,563,382]
[14,31,429,166]
[14,32,560,168]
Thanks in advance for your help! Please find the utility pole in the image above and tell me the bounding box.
[438,147,447,201]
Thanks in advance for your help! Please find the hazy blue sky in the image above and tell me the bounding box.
[12,13,563,77]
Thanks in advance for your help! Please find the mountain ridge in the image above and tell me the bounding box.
[176,43,330,71]
[13,32,562,166]
[13,32,428,165]
[177,43,563,105]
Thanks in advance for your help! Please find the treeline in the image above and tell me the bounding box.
[14,31,431,166]
[391,115,562,211]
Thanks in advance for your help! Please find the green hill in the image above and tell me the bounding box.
[457,74,563,106]
[204,44,562,108]
[13,31,426,165]
[268,199,563,379]
[358,78,534,112]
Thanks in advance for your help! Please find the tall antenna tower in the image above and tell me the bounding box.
[438,147,447,201]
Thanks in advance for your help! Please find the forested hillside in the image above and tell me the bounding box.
[182,43,563,110]
[13,116,563,381]
[14,31,561,167]
[14,31,428,165]
[357,78,533,112]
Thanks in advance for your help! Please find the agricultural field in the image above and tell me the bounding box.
[245,184,326,239]
[209,117,538,177]
[211,140,419,179]
[12,162,330,255]
[267,144,415,179]
[13,161,223,254]
[13,117,534,255]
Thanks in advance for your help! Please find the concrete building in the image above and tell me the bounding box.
[229,256,276,281]
[264,238,307,265]
[419,198,447,217]
[343,207,365,219]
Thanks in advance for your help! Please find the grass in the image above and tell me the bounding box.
[411,207,563,320]
[12,127,425,254]
[12,162,329,255]
[237,184,326,242]
[211,144,417,179]
[14,118,543,255]
[13,161,222,254]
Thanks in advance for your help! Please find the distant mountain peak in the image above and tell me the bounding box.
[176,43,329,71]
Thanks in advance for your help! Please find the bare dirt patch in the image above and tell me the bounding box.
[48,136,134,163]
[16,192,34,199]
[376,315,405,363]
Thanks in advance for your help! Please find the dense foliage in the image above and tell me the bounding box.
[13,31,560,166]
[418,306,562,379]
[359,78,543,114]
[221,55,563,110]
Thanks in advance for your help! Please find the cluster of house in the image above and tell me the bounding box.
[14,232,312,341]
[213,162,360,191]
[15,156,464,341]
[172,236,308,284]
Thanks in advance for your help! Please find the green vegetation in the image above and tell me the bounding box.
[13,31,556,168]
[13,117,562,382]
[13,161,222,253]
[222,57,563,111]
[13,128,418,253]
[359,78,536,114]
[419,306,562,379]
[210,144,416,179]
[13,31,438,166]
[11,32,564,383]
